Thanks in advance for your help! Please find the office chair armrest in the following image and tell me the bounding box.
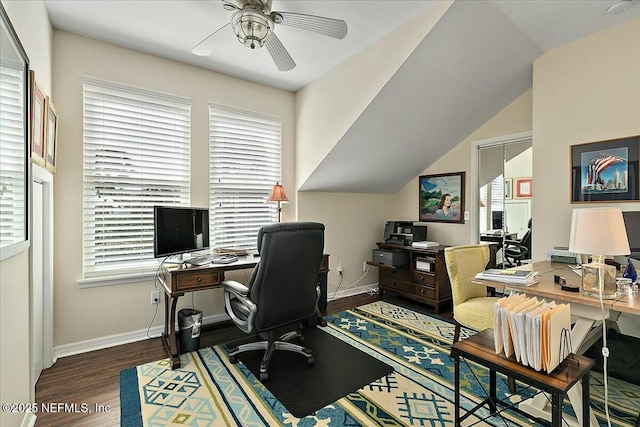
[222,280,256,334]
[221,280,249,297]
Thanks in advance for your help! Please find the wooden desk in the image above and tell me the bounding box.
[157,254,329,368]
[479,232,518,243]
[452,329,593,427]
[473,261,640,426]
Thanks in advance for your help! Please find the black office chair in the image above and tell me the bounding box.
[504,218,532,267]
[221,222,325,381]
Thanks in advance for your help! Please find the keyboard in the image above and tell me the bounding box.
[186,254,239,266]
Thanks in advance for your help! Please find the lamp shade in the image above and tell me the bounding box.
[568,207,630,256]
[267,183,289,203]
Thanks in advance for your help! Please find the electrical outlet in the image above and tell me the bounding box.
[363,261,368,272]
[151,290,160,305]
[337,264,343,276]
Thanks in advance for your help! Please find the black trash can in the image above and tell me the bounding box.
[178,308,202,354]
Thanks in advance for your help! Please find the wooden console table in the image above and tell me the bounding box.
[157,254,329,368]
[451,328,594,427]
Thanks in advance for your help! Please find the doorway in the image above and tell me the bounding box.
[31,167,54,389]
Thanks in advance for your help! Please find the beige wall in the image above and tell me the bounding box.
[1,1,52,425]
[294,1,453,189]
[532,18,640,261]
[297,192,395,294]
[51,31,295,346]
[392,89,533,245]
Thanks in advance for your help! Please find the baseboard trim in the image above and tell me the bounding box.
[21,411,36,427]
[53,312,230,360]
[328,283,378,301]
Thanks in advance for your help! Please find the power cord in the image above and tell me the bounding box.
[146,258,167,339]
[597,271,612,427]
[332,265,370,300]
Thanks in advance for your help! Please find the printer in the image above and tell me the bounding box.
[383,220,428,246]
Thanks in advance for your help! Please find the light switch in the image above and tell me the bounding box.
[464,211,470,221]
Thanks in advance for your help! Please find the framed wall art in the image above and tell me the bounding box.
[570,136,640,203]
[30,70,46,167]
[45,98,57,173]
[419,172,465,223]
[504,178,513,200]
[515,178,532,198]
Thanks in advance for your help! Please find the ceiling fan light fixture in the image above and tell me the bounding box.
[231,10,273,49]
[606,0,632,15]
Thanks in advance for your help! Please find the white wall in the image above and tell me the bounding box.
[295,2,453,190]
[1,1,52,425]
[532,18,640,260]
[391,89,533,245]
[51,30,295,347]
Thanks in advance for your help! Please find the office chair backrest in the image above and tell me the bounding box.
[250,222,325,331]
[444,245,490,308]
[521,218,532,253]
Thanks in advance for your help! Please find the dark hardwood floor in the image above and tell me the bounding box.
[34,293,450,426]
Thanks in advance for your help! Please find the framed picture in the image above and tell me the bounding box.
[504,178,513,200]
[419,172,465,223]
[570,136,640,203]
[516,178,532,198]
[45,98,57,173]
[30,70,46,167]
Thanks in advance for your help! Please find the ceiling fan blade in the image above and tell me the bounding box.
[191,23,231,56]
[265,32,296,71]
[272,11,348,39]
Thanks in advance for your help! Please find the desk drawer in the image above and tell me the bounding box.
[413,270,435,285]
[175,270,222,292]
[412,284,435,300]
[380,269,411,293]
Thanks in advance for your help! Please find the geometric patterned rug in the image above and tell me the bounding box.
[120,299,640,426]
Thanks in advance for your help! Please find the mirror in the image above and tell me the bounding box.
[478,139,532,267]
[0,3,29,259]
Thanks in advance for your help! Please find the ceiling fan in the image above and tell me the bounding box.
[191,0,348,72]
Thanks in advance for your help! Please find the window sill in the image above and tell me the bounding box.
[77,270,157,288]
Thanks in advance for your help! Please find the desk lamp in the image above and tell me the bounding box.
[568,207,630,298]
[266,182,288,222]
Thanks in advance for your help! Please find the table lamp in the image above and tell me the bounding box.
[568,207,630,299]
[266,182,288,222]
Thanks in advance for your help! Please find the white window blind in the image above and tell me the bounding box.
[0,66,26,249]
[83,80,190,278]
[209,104,281,250]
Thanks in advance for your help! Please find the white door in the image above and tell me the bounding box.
[32,181,44,386]
[505,199,531,239]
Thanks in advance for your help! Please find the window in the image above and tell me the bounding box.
[83,79,190,278]
[209,105,281,250]
[479,175,504,232]
[0,64,27,255]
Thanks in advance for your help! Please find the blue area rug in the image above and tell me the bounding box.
[120,300,640,426]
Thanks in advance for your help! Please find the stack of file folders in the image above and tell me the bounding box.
[494,294,572,373]
[475,268,539,286]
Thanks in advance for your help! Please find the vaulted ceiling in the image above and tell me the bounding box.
[44,0,640,193]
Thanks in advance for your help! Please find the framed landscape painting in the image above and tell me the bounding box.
[571,136,640,203]
[419,172,465,223]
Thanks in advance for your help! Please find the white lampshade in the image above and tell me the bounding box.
[568,207,630,256]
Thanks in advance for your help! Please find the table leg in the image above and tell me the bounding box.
[489,368,497,413]
[582,373,590,427]
[552,393,562,427]
[454,353,460,426]
[161,295,180,369]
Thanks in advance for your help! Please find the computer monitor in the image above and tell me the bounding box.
[622,211,640,258]
[492,211,503,230]
[153,206,210,258]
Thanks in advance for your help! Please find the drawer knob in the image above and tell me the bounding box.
[420,289,424,294]
[420,275,424,280]
[197,276,203,282]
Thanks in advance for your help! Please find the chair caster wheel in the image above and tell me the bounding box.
[260,371,269,381]
[307,356,315,366]
[229,356,237,364]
